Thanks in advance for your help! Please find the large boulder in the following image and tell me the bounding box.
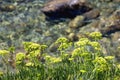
[41,0,92,19]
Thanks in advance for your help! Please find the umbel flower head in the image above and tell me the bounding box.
[23,42,41,52]
[55,37,72,51]
[75,38,89,47]
[45,55,62,64]
[16,52,25,64]
[23,42,41,57]
[117,64,120,69]
[104,56,115,60]
[80,70,86,73]
[25,62,34,67]
[93,57,109,72]
[89,32,102,40]
[0,50,9,56]
[0,71,3,76]
[72,48,83,57]
[89,41,101,50]
[93,57,107,65]
[55,37,68,44]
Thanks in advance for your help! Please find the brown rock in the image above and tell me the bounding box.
[99,10,120,35]
[113,0,120,2]
[111,32,120,41]
[114,10,120,19]
[101,24,120,35]
[69,15,85,28]
[76,33,88,39]
[65,28,73,34]
[41,0,92,19]
[83,9,100,19]
[67,33,78,41]
[89,20,100,28]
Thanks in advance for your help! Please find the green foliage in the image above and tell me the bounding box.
[0,32,120,80]
[8,46,15,53]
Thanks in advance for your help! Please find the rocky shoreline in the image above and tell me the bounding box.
[0,0,120,61]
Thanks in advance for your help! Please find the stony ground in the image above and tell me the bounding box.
[0,0,120,60]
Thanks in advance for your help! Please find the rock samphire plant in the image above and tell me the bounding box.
[0,32,120,80]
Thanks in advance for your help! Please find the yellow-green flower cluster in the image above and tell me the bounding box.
[60,53,69,59]
[23,42,41,57]
[89,32,102,40]
[45,55,62,64]
[55,37,72,51]
[58,42,72,51]
[93,57,107,65]
[68,58,74,61]
[62,53,69,57]
[29,49,40,58]
[93,57,109,72]
[25,62,34,67]
[105,56,115,60]
[89,41,101,50]
[23,42,41,51]
[16,52,25,64]
[80,70,86,73]
[72,48,82,57]
[53,57,62,63]
[80,52,89,57]
[117,64,120,69]
[75,38,89,47]
[41,45,47,51]
[74,37,101,51]
[118,46,120,50]
[0,71,3,76]
[55,37,68,44]
[0,50,9,56]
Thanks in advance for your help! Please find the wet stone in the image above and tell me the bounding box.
[111,32,120,41]
[67,33,78,41]
[101,25,120,36]
[41,0,92,19]
[0,4,16,12]
[1,0,34,3]
[69,15,85,28]
[83,9,100,20]
[49,43,59,52]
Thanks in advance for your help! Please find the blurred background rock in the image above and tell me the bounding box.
[0,0,120,61]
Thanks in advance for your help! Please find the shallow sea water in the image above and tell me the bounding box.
[0,0,69,50]
[0,0,120,56]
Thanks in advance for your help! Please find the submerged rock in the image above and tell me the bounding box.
[83,9,100,19]
[1,0,34,3]
[100,10,120,35]
[101,25,120,35]
[41,0,92,19]
[69,15,85,28]
[67,32,78,41]
[0,4,16,12]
